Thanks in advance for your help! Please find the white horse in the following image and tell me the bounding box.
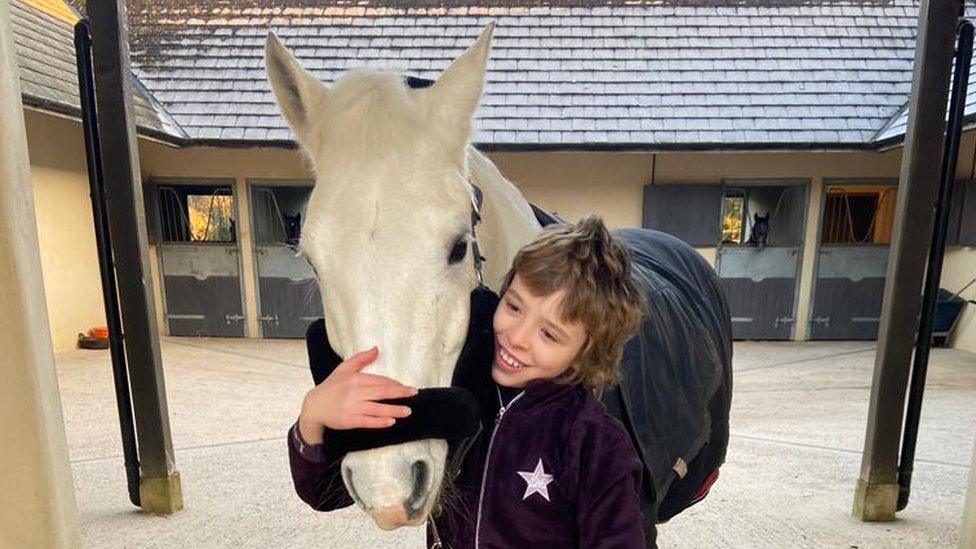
[266,24,542,529]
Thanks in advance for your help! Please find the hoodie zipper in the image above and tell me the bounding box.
[474,386,525,549]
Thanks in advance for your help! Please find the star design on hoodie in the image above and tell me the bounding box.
[517,458,555,502]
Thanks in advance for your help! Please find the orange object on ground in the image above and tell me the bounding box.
[88,326,109,340]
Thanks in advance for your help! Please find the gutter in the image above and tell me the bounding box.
[21,94,187,148]
[152,137,883,154]
[24,92,976,153]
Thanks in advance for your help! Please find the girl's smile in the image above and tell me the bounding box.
[493,342,530,375]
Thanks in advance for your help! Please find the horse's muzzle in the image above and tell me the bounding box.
[344,453,436,530]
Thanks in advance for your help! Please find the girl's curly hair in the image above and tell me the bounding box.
[498,214,645,389]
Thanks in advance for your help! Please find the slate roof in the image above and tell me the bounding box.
[10,0,187,141]
[16,1,976,150]
[127,1,931,149]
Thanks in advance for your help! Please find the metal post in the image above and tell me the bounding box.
[86,0,182,514]
[852,0,961,522]
[897,16,973,512]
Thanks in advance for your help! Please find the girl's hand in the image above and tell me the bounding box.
[298,346,417,444]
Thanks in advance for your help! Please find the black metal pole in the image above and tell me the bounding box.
[73,19,141,508]
[897,15,974,512]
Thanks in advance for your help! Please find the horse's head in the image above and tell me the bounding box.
[752,212,769,249]
[266,25,495,529]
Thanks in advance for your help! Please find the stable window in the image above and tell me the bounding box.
[721,184,805,247]
[187,194,235,242]
[251,186,308,246]
[821,185,898,245]
[157,185,236,243]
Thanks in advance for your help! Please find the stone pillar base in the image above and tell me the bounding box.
[140,472,183,515]
[852,478,898,522]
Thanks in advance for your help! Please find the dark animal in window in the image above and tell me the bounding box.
[747,213,769,250]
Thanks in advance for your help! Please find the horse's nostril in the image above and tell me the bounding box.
[405,459,431,516]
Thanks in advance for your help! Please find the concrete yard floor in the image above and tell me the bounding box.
[56,338,976,548]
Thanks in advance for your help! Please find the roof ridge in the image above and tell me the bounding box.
[871,100,908,142]
[130,73,191,140]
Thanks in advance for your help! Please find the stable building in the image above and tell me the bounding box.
[11,0,976,352]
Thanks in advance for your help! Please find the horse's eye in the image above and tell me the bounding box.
[448,238,468,264]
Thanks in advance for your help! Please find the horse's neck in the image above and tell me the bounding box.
[466,147,542,290]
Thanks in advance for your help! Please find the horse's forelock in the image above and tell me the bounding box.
[311,71,434,159]
[309,70,476,175]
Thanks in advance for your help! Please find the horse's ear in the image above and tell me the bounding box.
[265,32,329,150]
[427,23,494,147]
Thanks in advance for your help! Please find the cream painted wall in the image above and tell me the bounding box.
[14,88,976,357]
[3,2,79,537]
[944,135,976,353]
[943,247,976,354]
[23,110,106,352]
[140,142,311,179]
[105,134,976,353]
[488,151,651,228]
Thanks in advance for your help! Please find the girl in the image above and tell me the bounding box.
[289,215,648,548]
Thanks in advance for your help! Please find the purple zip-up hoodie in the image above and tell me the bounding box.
[288,378,645,548]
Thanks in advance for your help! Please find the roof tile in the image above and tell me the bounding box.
[108,0,947,147]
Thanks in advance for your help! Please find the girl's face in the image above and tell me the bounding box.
[491,274,588,388]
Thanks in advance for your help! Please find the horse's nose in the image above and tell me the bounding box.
[405,458,432,516]
[349,456,434,528]
[366,460,431,528]
[371,506,408,531]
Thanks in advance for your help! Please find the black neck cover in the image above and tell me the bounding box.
[304,286,500,475]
